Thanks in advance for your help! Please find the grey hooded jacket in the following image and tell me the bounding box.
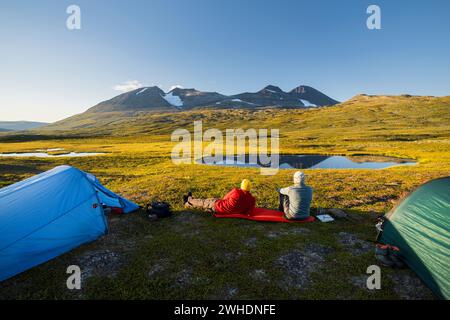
[279,183,313,219]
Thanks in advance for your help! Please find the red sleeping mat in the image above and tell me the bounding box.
[214,207,315,223]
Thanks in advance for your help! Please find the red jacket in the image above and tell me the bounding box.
[214,188,256,215]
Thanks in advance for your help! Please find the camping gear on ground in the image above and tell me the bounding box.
[325,208,348,219]
[376,176,450,299]
[375,244,405,268]
[0,165,139,282]
[375,244,395,267]
[316,214,334,223]
[102,205,124,215]
[146,201,172,218]
[110,207,124,214]
[215,207,315,223]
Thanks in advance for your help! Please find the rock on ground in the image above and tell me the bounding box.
[251,269,270,283]
[174,268,193,288]
[325,208,348,219]
[276,244,334,290]
[244,237,257,248]
[350,275,376,293]
[148,258,169,278]
[267,227,311,239]
[210,286,239,300]
[351,271,435,299]
[337,232,372,256]
[76,249,123,280]
[171,212,203,235]
[389,272,434,300]
[173,211,203,224]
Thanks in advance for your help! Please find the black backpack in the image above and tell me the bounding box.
[146,201,172,218]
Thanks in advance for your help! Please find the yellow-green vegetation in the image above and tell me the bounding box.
[0,95,449,299]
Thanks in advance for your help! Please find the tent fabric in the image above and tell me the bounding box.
[0,165,139,281]
[85,172,139,213]
[215,207,315,223]
[378,176,450,299]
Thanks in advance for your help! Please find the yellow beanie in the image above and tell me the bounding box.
[240,179,251,191]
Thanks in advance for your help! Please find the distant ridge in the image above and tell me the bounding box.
[0,121,48,131]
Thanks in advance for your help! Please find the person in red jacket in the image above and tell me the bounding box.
[183,179,256,215]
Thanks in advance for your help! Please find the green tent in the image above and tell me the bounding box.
[378,176,450,299]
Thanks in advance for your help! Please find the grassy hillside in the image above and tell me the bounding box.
[0,95,449,299]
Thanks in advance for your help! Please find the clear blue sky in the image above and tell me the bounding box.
[1,0,449,122]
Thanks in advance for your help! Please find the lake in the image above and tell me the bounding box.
[0,152,105,158]
[198,154,416,170]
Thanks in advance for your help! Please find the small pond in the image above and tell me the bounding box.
[198,154,416,169]
[0,151,105,158]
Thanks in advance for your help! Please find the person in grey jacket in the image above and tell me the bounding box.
[278,171,313,220]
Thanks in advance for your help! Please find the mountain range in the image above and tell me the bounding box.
[0,121,48,132]
[87,85,339,113]
[0,85,340,133]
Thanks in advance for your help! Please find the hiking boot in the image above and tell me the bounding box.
[375,244,389,256]
[375,244,396,267]
[182,192,192,205]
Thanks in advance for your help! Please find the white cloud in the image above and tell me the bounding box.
[169,84,184,91]
[113,80,143,92]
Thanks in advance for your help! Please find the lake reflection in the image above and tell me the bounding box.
[198,154,416,169]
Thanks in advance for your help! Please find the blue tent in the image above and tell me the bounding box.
[0,165,139,281]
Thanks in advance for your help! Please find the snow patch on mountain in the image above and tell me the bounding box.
[162,92,183,107]
[169,84,184,91]
[231,99,256,105]
[300,99,317,107]
[136,88,149,95]
[216,99,256,106]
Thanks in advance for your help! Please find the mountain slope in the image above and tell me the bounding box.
[290,85,339,106]
[227,85,306,108]
[227,85,339,108]
[87,86,176,113]
[0,121,48,131]
[167,88,226,108]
